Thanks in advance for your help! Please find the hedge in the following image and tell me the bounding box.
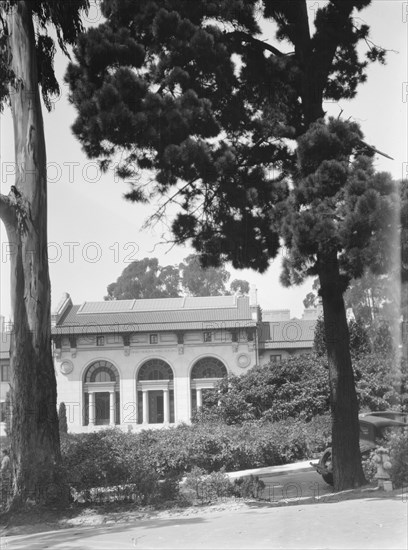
[60,415,331,496]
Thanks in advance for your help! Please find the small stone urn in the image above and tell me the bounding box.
[373,447,393,491]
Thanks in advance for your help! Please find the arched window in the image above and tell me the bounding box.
[83,360,120,427]
[136,359,174,425]
[137,359,174,381]
[190,357,227,416]
[191,357,227,379]
[84,360,119,383]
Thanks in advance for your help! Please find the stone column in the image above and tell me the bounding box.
[142,389,149,424]
[88,391,95,426]
[109,391,116,426]
[196,388,203,409]
[163,388,170,423]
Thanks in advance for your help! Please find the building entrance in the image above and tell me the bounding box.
[95,392,110,425]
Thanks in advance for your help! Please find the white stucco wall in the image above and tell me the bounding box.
[55,330,256,433]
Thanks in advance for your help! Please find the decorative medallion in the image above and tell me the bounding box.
[237,353,250,369]
[60,360,74,375]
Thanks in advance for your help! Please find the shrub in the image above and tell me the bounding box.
[60,429,164,504]
[361,451,378,483]
[354,353,408,412]
[193,355,331,425]
[387,427,408,488]
[233,475,265,499]
[193,351,408,427]
[184,466,234,503]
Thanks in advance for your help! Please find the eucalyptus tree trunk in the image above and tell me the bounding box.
[318,251,366,490]
[0,1,63,509]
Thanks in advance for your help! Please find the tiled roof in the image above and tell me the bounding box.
[77,295,237,314]
[258,319,316,346]
[53,295,255,335]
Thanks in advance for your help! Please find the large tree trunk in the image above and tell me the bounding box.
[1,1,63,509]
[318,251,366,491]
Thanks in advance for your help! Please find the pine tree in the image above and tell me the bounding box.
[66,0,392,490]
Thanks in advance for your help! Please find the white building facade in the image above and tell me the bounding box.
[0,297,321,435]
[51,294,258,432]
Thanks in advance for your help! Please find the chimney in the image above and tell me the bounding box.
[249,284,257,307]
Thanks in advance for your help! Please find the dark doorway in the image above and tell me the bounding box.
[95,392,110,425]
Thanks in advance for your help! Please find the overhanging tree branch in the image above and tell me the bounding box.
[227,30,290,57]
[142,177,200,229]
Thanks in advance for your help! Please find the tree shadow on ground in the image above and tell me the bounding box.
[5,515,208,550]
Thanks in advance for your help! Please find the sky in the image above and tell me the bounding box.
[0,0,407,322]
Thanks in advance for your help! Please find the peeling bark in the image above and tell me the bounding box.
[1,1,63,509]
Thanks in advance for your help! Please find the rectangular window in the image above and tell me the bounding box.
[1,365,10,382]
[150,334,158,344]
[270,354,282,363]
[204,331,212,342]
[96,336,105,347]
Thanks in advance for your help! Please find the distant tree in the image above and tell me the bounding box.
[230,279,250,296]
[314,317,370,358]
[105,254,249,299]
[348,319,371,357]
[58,403,68,435]
[344,273,395,327]
[105,258,180,300]
[373,322,394,355]
[180,254,231,297]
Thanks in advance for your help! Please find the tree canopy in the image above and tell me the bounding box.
[180,254,231,296]
[105,254,249,299]
[0,0,89,112]
[66,0,388,273]
[105,257,180,300]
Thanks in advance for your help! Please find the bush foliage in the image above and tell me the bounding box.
[192,353,408,426]
[193,355,330,425]
[60,416,331,498]
[387,427,408,488]
[58,352,407,503]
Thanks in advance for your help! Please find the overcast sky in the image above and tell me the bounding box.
[0,0,407,322]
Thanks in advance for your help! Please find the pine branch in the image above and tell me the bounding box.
[227,30,290,57]
[142,177,199,229]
